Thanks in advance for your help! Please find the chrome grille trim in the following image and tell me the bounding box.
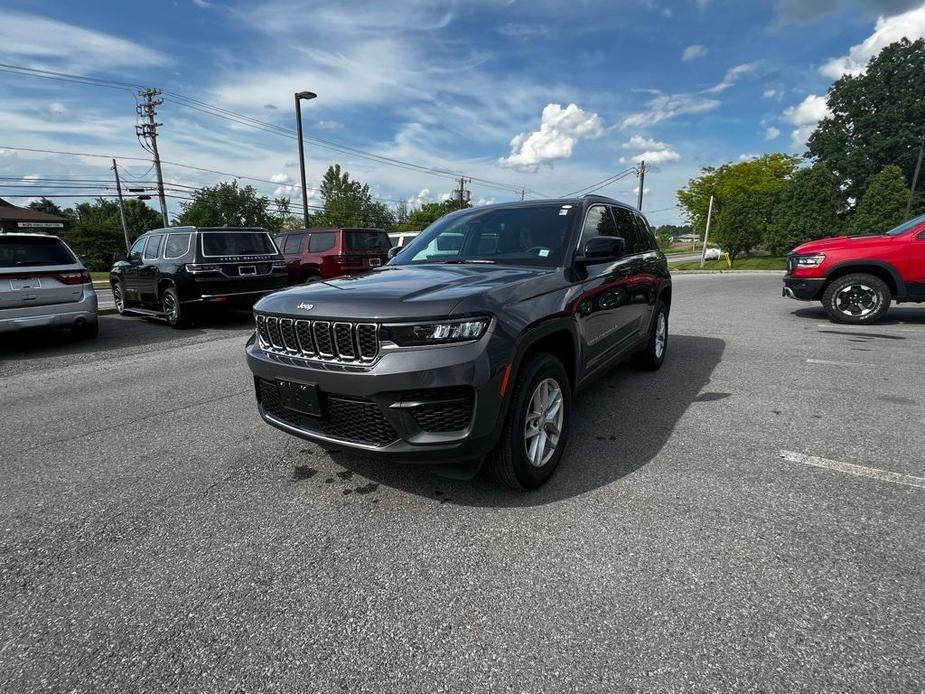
[333,322,356,360]
[256,313,381,364]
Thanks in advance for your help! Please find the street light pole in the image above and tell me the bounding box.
[294,91,317,229]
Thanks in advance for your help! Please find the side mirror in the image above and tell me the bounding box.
[577,236,625,264]
[127,252,142,264]
[388,246,402,259]
[113,251,127,262]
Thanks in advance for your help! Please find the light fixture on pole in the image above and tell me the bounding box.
[294,91,317,228]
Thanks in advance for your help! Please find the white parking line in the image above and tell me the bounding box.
[815,324,920,334]
[780,451,925,490]
[806,358,869,367]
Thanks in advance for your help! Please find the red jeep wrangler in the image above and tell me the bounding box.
[783,213,925,324]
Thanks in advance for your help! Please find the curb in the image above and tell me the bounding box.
[671,269,784,274]
[98,306,118,316]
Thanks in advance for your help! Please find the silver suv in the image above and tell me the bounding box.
[0,233,99,338]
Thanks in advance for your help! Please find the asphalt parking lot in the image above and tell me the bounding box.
[1,273,923,693]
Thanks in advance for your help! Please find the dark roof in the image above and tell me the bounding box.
[0,198,69,223]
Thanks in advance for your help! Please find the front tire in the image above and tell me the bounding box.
[631,301,668,371]
[488,352,571,490]
[822,273,890,324]
[162,286,189,329]
[112,280,127,316]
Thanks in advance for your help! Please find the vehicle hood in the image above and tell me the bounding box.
[792,234,894,254]
[254,264,556,321]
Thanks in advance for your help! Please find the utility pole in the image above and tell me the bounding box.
[136,88,168,227]
[636,160,647,210]
[521,189,526,201]
[906,133,925,219]
[455,177,471,208]
[700,194,715,269]
[112,159,130,251]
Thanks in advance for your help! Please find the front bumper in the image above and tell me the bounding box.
[0,286,98,333]
[782,276,825,301]
[245,332,510,464]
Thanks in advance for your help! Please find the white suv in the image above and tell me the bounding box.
[0,233,99,338]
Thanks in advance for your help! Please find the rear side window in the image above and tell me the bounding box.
[144,235,164,260]
[345,230,390,251]
[632,213,656,252]
[611,207,643,255]
[283,234,305,254]
[201,232,276,256]
[164,233,192,259]
[0,236,77,268]
[308,233,335,253]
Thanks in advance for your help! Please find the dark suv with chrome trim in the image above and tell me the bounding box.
[246,197,672,489]
[110,226,286,327]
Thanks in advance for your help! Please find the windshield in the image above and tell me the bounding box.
[884,213,925,236]
[345,230,391,251]
[0,236,77,268]
[201,231,276,256]
[390,204,576,267]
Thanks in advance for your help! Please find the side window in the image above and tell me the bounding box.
[611,207,642,255]
[283,234,305,254]
[632,213,655,252]
[143,235,164,260]
[579,205,618,251]
[164,233,191,259]
[129,237,146,258]
[308,233,335,253]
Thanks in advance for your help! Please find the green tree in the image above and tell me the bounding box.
[807,38,925,206]
[176,181,283,231]
[65,198,161,271]
[677,153,799,262]
[311,164,395,230]
[404,199,468,231]
[27,197,64,216]
[848,165,908,234]
[765,163,843,255]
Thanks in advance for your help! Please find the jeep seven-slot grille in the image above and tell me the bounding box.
[256,314,379,362]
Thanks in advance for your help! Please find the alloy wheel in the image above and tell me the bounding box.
[654,311,667,360]
[524,378,564,468]
[163,292,178,324]
[835,283,878,318]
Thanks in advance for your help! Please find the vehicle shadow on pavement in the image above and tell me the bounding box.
[321,334,726,507]
[790,305,925,326]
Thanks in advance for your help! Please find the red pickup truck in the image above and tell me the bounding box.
[783,213,925,324]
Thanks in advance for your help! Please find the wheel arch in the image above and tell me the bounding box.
[511,319,580,395]
[156,277,176,301]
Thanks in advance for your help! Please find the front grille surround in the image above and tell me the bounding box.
[256,313,379,363]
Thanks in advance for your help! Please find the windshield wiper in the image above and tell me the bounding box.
[440,259,496,265]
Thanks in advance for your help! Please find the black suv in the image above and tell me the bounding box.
[111,226,286,327]
[245,197,671,489]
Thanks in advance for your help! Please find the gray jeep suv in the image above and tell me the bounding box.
[245,196,671,489]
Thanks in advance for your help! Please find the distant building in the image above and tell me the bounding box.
[0,197,69,234]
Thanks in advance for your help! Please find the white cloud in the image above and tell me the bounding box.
[411,187,431,206]
[707,62,761,94]
[682,44,708,61]
[764,126,781,141]
[315,120,344,131]
[621,93,720,129]
[498,23,551,39]
[0,10,168,71]
[784,94,831,147]
[763,88,780,99]
[499,103,604,170]
[192,0,211,7]
[738,153,759,161]
[820,5,925,78]
[619,135,680,165]
[474,197,495,206]
[270,173,291,183]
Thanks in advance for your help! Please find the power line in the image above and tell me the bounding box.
[0,62,547,199]
[562,168,636,198]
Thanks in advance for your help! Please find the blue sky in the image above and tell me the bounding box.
[1,0,924,225]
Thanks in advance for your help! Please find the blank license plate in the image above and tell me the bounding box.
[11,278,42,290]
[239,265,257,275]
[368,258,382,267]
[277,380,322,417]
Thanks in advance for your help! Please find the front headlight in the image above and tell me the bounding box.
[795,253,825,267]
[383,317,490,346]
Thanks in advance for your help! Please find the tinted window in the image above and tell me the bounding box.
[0,236,76,268]
[394,204,576,268]
[345,230,390,251]
[283,234,305,253]
[164,233,191,259]
[308,233,335,253]
[632,213,655,252]
[130,237,146,257]
[143,235,163,260]
[579,205,618,251]
[201,231,276,256]
[611,207,642,255]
